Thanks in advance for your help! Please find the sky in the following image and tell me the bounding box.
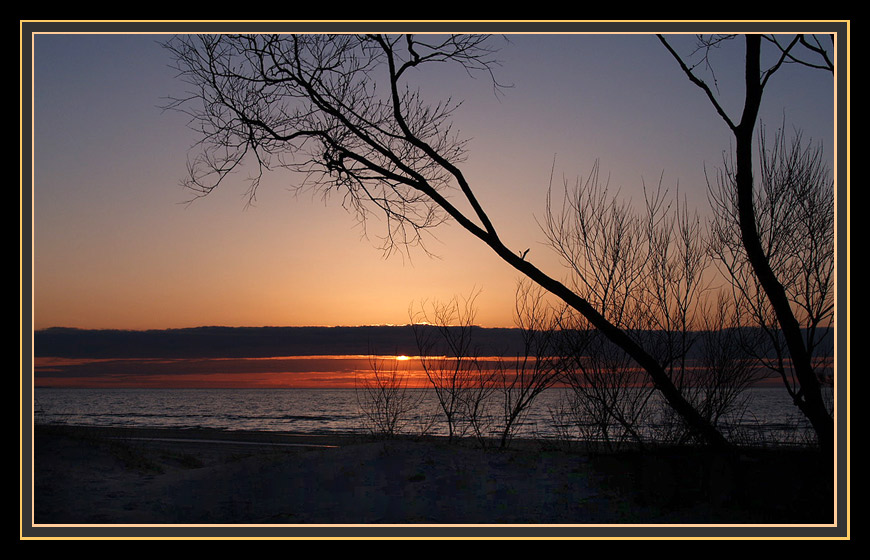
[28,25,839,331]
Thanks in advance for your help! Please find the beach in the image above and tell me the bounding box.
[30,424,833,530]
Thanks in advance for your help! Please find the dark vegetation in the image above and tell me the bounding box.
[587,444,833,523]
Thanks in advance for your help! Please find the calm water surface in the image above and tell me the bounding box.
[33,386,825,445]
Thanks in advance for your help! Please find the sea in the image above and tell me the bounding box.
[32,386,828,446]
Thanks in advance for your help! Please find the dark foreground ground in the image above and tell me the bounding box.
[28,424,834,529]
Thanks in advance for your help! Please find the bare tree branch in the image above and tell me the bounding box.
[661,31,835,448]
[164,33,736,448]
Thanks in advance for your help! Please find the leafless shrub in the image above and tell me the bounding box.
[355,355,424,438]
[660,33,835,448]
[494,280,561,448]
[411,292,496,443]
[543,163,725,448]
[708,125,835,444]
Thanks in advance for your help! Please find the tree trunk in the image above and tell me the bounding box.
[734,36,834,452]
[488,241,732,449]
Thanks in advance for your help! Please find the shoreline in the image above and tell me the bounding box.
[29,423,834,528]
[33,423,365,447]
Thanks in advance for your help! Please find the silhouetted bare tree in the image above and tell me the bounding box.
[165,33,808,448]
[656,292,763,444]
[411,292,495,442]
[708,125,835,431]
[411,283,563,448]
[494,280,561,448]
[554,324,656,450]
[543,166,717,446]
[355,354,424,437]
[658,33,836,449]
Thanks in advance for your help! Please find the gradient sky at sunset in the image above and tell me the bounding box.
[29,24,838,331]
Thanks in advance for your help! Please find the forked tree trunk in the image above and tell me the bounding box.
[734,36,834,452]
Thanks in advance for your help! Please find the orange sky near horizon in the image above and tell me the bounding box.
[28,29,838,334]
[34,355,479,389]
[33,354,795,390]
